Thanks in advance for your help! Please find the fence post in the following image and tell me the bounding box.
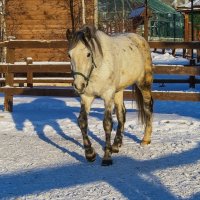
[4,37,15,112]
[26,57,33,87]
[189,59,196,89]
[197,49,200,63]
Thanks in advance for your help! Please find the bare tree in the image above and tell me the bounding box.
[0,0,6,62]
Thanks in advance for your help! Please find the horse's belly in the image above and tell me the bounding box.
[117,56,144,90]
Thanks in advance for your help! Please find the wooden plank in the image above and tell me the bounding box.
[0,78,73,84]
[0,87,199,102]
[123,90,200,102]
[0,40,67,49]
[0,87,78,97]
[1,64,200,77]
[153,79,190,84]
[149,41,200,49]
[14,48,68,62]
[6,40,68,49]
[153,66,200,76]
[5,65,200,75]
[2,40,200,50]
[0,63,71,73]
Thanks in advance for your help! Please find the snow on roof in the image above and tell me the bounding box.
[177,0,200,11]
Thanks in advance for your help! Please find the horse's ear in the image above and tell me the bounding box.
[84,26,92,39]
[66,29,73,41]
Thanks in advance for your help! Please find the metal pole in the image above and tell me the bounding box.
[191,0,194,58]
[189,0,195,88]
[173,14,176,42]
[144,0,148,40]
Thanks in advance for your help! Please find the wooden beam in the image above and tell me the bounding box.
[7,40,68,49]
[0,87,199,102]
[0,87,78,97]
[0,40,200,50]
[149,41,200,49]
[123,90,200,101]
[153,66,200,76]
[0,63,71,73]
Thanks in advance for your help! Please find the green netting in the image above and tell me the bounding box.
[133,0,178,14]
[98,0,184,40]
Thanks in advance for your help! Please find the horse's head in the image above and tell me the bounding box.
[66,25,102,94]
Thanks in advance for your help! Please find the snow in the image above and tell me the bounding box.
[0,53,200,200]
[152,52,190,65]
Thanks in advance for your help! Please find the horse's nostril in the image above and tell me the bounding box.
[73,83,78,90]
[81,83,85,89]
[73,82,86,92]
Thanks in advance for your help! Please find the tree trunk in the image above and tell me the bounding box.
[82,0,86,25]
[69,0,75,32]
[94,0,98,28]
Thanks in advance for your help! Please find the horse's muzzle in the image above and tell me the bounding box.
[73,82,86,94]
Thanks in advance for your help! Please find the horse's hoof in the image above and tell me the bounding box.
[85,148,96,162]
[140,140,151,146]
[111,144,119,153]
[101,159,113,166]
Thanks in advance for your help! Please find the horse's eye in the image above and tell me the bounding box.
[87,53,91,57]
[68,54,71,59]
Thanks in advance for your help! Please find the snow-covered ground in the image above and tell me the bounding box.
[0,53,200,200]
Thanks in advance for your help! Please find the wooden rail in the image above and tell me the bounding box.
[1,40,200,49]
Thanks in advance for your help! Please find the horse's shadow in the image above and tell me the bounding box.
[9,97,200,161]
[1,142,200,200]
[1,97,200,199]
[11,97,88,161]
[10,97,112,162]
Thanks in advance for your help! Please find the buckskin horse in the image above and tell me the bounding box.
[66,25,153,166]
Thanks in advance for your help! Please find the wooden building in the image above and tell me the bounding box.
[4,0,94,61]
[177,0,200,41]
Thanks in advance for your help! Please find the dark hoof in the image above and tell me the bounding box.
[85,148,96,162]
[101,159,113,166]
[111,145,119,153]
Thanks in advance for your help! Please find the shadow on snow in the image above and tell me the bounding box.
[0,143,200,199]
[1,97,200,199]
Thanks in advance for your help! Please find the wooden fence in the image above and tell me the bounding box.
[0,40,200,112]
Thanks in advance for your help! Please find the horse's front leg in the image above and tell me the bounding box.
[78,95,96,162]
[102,97,114,166]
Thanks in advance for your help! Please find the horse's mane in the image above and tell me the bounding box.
[66,25,103,56]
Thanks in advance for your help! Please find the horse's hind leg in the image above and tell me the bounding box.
[78,95,96,162]
[112,91,126,153]
[137,83,153,146]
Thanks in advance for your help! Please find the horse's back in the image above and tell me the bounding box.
[125,33,153,85]
[109,33,148,90]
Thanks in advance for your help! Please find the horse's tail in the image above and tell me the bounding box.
[134,84,145,124]
[134,84,153,125]
[143,41,153,87]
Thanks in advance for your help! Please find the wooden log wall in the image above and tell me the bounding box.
[5,0,94,62]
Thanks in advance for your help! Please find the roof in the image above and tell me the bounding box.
[133,0,179,14]
[129,6,145,18]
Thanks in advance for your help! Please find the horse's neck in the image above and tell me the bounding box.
[96,31,111,50]
[94,31,112,65]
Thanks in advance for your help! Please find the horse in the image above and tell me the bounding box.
[66,25,153,166]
